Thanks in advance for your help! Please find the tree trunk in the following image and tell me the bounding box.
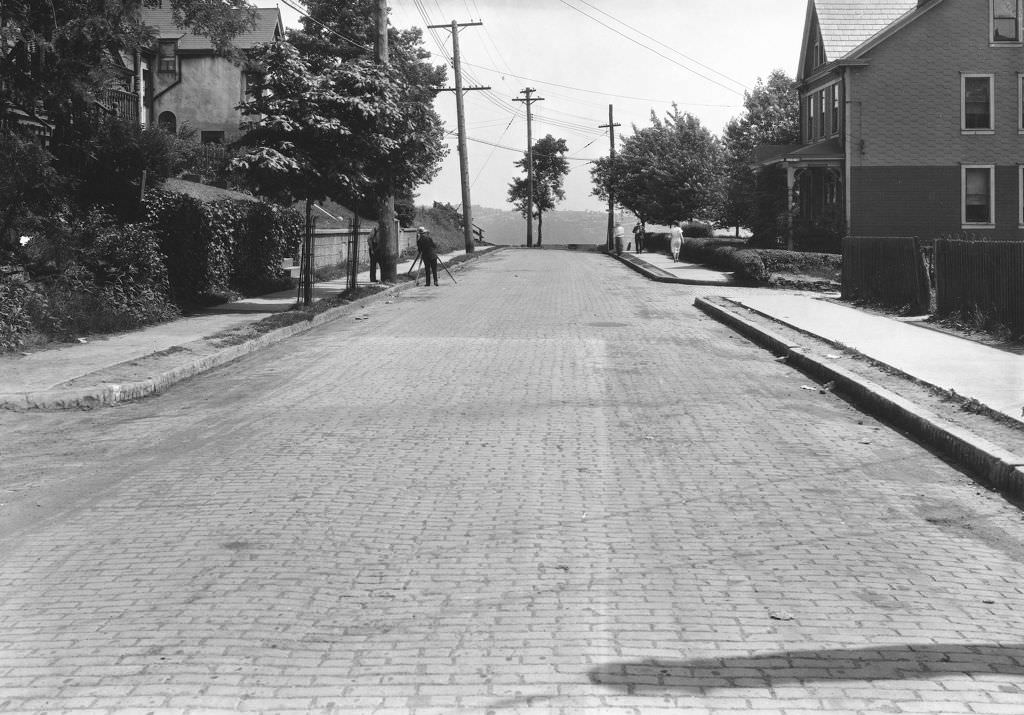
[378,193,397,283]
[302,198,313,306]
[537,211,543,247]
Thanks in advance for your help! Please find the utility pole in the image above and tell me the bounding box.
[599,104,620,252]
[513,87,544,248]
[430,20,488,253]
[374,0,398,282]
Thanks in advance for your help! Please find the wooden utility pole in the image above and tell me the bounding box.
[513,87,544,248]
[375,0,398,282]
[599,104,620,252]
[430,20,488,253]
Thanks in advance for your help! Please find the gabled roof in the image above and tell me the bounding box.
[815,0,918,60]
[140,6,283,52]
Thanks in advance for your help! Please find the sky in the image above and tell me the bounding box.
[255,0,808,213]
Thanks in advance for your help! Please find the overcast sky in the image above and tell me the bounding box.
[255,0,808,212]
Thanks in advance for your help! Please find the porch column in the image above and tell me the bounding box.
[785,163,796,251]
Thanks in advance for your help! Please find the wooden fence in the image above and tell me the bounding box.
[842,236,930,314]
[310,227,419,270]
[935,239,1024,334]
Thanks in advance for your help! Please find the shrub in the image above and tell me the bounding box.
[0,280,37,351]
[145,190,301,306]
[682,221,714,238]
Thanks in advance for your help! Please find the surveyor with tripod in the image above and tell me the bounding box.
[416,227,439,287]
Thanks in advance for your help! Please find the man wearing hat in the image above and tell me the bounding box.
[416,227,439,287]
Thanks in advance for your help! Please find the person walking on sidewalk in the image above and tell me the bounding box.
[670,221,683,262]
[416,227,439,287]
[632,222,645,254]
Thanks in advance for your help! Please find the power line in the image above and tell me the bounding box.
[460,60,739,108]
[277,0,374,51]
[555,0,745,96]
[571,0,748,91]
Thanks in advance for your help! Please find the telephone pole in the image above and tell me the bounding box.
[599,104,620,252]
[513,87,544,247]
[375,0,398,281]
[430,20,488,253]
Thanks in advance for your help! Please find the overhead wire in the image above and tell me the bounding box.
[571,0,749,91]
[276,0,374,52]
[555,0,745,96]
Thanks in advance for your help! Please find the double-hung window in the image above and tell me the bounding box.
[992,0,1021,42]
[963,165,995,227]
[830,85,840,135]
[962,74,994,132]
[818,90,826,137]
[157,40,177,75]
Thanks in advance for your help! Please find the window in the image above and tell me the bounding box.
[962,75,994,131]
[157,111,176,134]
[963,165,994,226]
[813,40,825,68]
[806,96,814,142]
[993,0,1021,42]
[830,85,839,135]
[1019,165,1024,225]
[200,131,225,144]
[157,40,177,74]
[1019,74,1024,131]
[818,90,826,137]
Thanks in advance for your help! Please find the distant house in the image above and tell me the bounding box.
[140,3,283,143]
[758,0,1024,244]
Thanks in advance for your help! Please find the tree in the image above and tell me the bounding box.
[507,134,569,247]
[285,0,447,282]
[718,70,800,240]
[591,107,723,227]
[0,0,256,146]
[231,40,405,301]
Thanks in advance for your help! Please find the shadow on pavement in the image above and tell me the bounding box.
[588,643,1024,693]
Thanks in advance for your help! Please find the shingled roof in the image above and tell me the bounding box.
[815,0,919,59]
[140,6,282,52]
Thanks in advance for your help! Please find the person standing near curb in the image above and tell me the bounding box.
[670,221,683,263]
[632,222,645,254]
[416,227,439,287]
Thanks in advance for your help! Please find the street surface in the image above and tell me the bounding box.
[2,249,1024,714]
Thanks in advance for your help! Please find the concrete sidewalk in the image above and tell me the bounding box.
[0,247,494,408]
[614,248,734,285]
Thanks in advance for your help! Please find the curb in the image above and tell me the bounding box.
[695,296,1024,502]
[1,249,497,411]
[612,252,734,286]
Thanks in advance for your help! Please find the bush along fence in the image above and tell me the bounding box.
[935,239,1024,335]
[842,236,930,314]
[145,190,302,306]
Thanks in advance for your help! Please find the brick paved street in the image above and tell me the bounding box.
[2,249,1024,714]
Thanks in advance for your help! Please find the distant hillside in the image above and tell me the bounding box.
[473,207,611,246]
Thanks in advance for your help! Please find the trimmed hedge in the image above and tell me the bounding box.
[668,235,842,284]
[145,191,302,306]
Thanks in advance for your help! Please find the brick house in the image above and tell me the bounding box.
[758,0,1024,245]
[140,4,283,143]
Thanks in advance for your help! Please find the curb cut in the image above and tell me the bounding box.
[695,296,1024,502]
[612,252,734,286]
[1,249,497,411]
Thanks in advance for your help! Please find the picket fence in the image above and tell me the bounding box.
[841,236,930,314]
[935,239,1024,334]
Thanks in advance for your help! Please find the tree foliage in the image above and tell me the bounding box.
[591,107,723,227]
[718,70,800,237]
[507,134,569,246]
[0,0,255,143]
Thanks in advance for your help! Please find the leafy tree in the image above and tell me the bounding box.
[231,40,403,300]
[0,133,64,261]
[591,107,723,226]
[285,0,448,282]
[718,70,800,240]
[507,134,569,247]
[0,0,256,147]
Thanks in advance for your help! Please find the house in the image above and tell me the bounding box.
[758,0,1024,245]
[140,3,283,143]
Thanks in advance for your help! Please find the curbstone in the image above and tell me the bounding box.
[0,249,498,411]
[612,252,733,286]
[695,295,1024,502]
